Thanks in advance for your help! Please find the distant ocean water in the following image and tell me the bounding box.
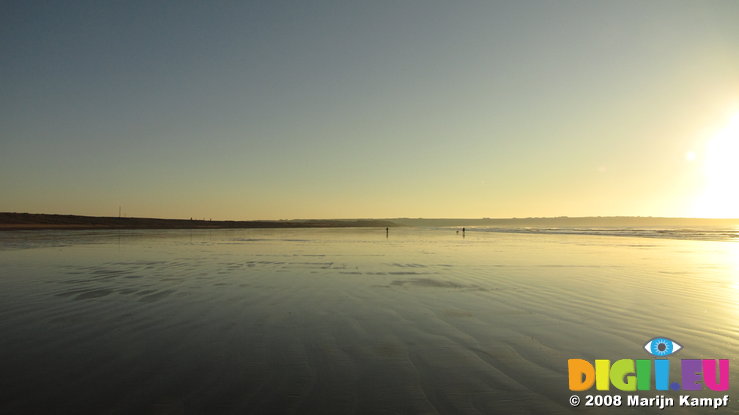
[457,225,739,242]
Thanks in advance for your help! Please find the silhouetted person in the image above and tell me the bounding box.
[386,227,389,238]
[462,227,465,237]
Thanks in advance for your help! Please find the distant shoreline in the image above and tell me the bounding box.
[0,213,396,231]
[1,212,737,231]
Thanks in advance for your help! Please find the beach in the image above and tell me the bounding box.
[1,227,738,413]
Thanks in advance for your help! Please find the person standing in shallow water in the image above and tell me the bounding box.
[385,227,389,238]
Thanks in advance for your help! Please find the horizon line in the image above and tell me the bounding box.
[3,212,739,222]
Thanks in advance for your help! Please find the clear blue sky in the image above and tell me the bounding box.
[2,1,738,219]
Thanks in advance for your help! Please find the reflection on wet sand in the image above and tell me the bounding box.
[0,228,737,413]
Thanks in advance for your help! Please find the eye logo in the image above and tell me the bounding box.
[644,337,682,356]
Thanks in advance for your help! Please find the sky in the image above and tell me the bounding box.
[1,1,738,220]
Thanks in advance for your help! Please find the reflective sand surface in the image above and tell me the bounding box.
[1,228,738,414]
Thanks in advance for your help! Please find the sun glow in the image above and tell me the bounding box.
[693,113,739,218]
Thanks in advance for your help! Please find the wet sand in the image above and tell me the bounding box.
[0,228,737,413]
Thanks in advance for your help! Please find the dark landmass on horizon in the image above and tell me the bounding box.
[0,213,396,230]
[1,212,737,231]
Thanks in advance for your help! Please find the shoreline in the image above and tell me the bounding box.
[2,212,737,232]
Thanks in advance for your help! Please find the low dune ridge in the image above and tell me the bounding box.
[0,212,396,230]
